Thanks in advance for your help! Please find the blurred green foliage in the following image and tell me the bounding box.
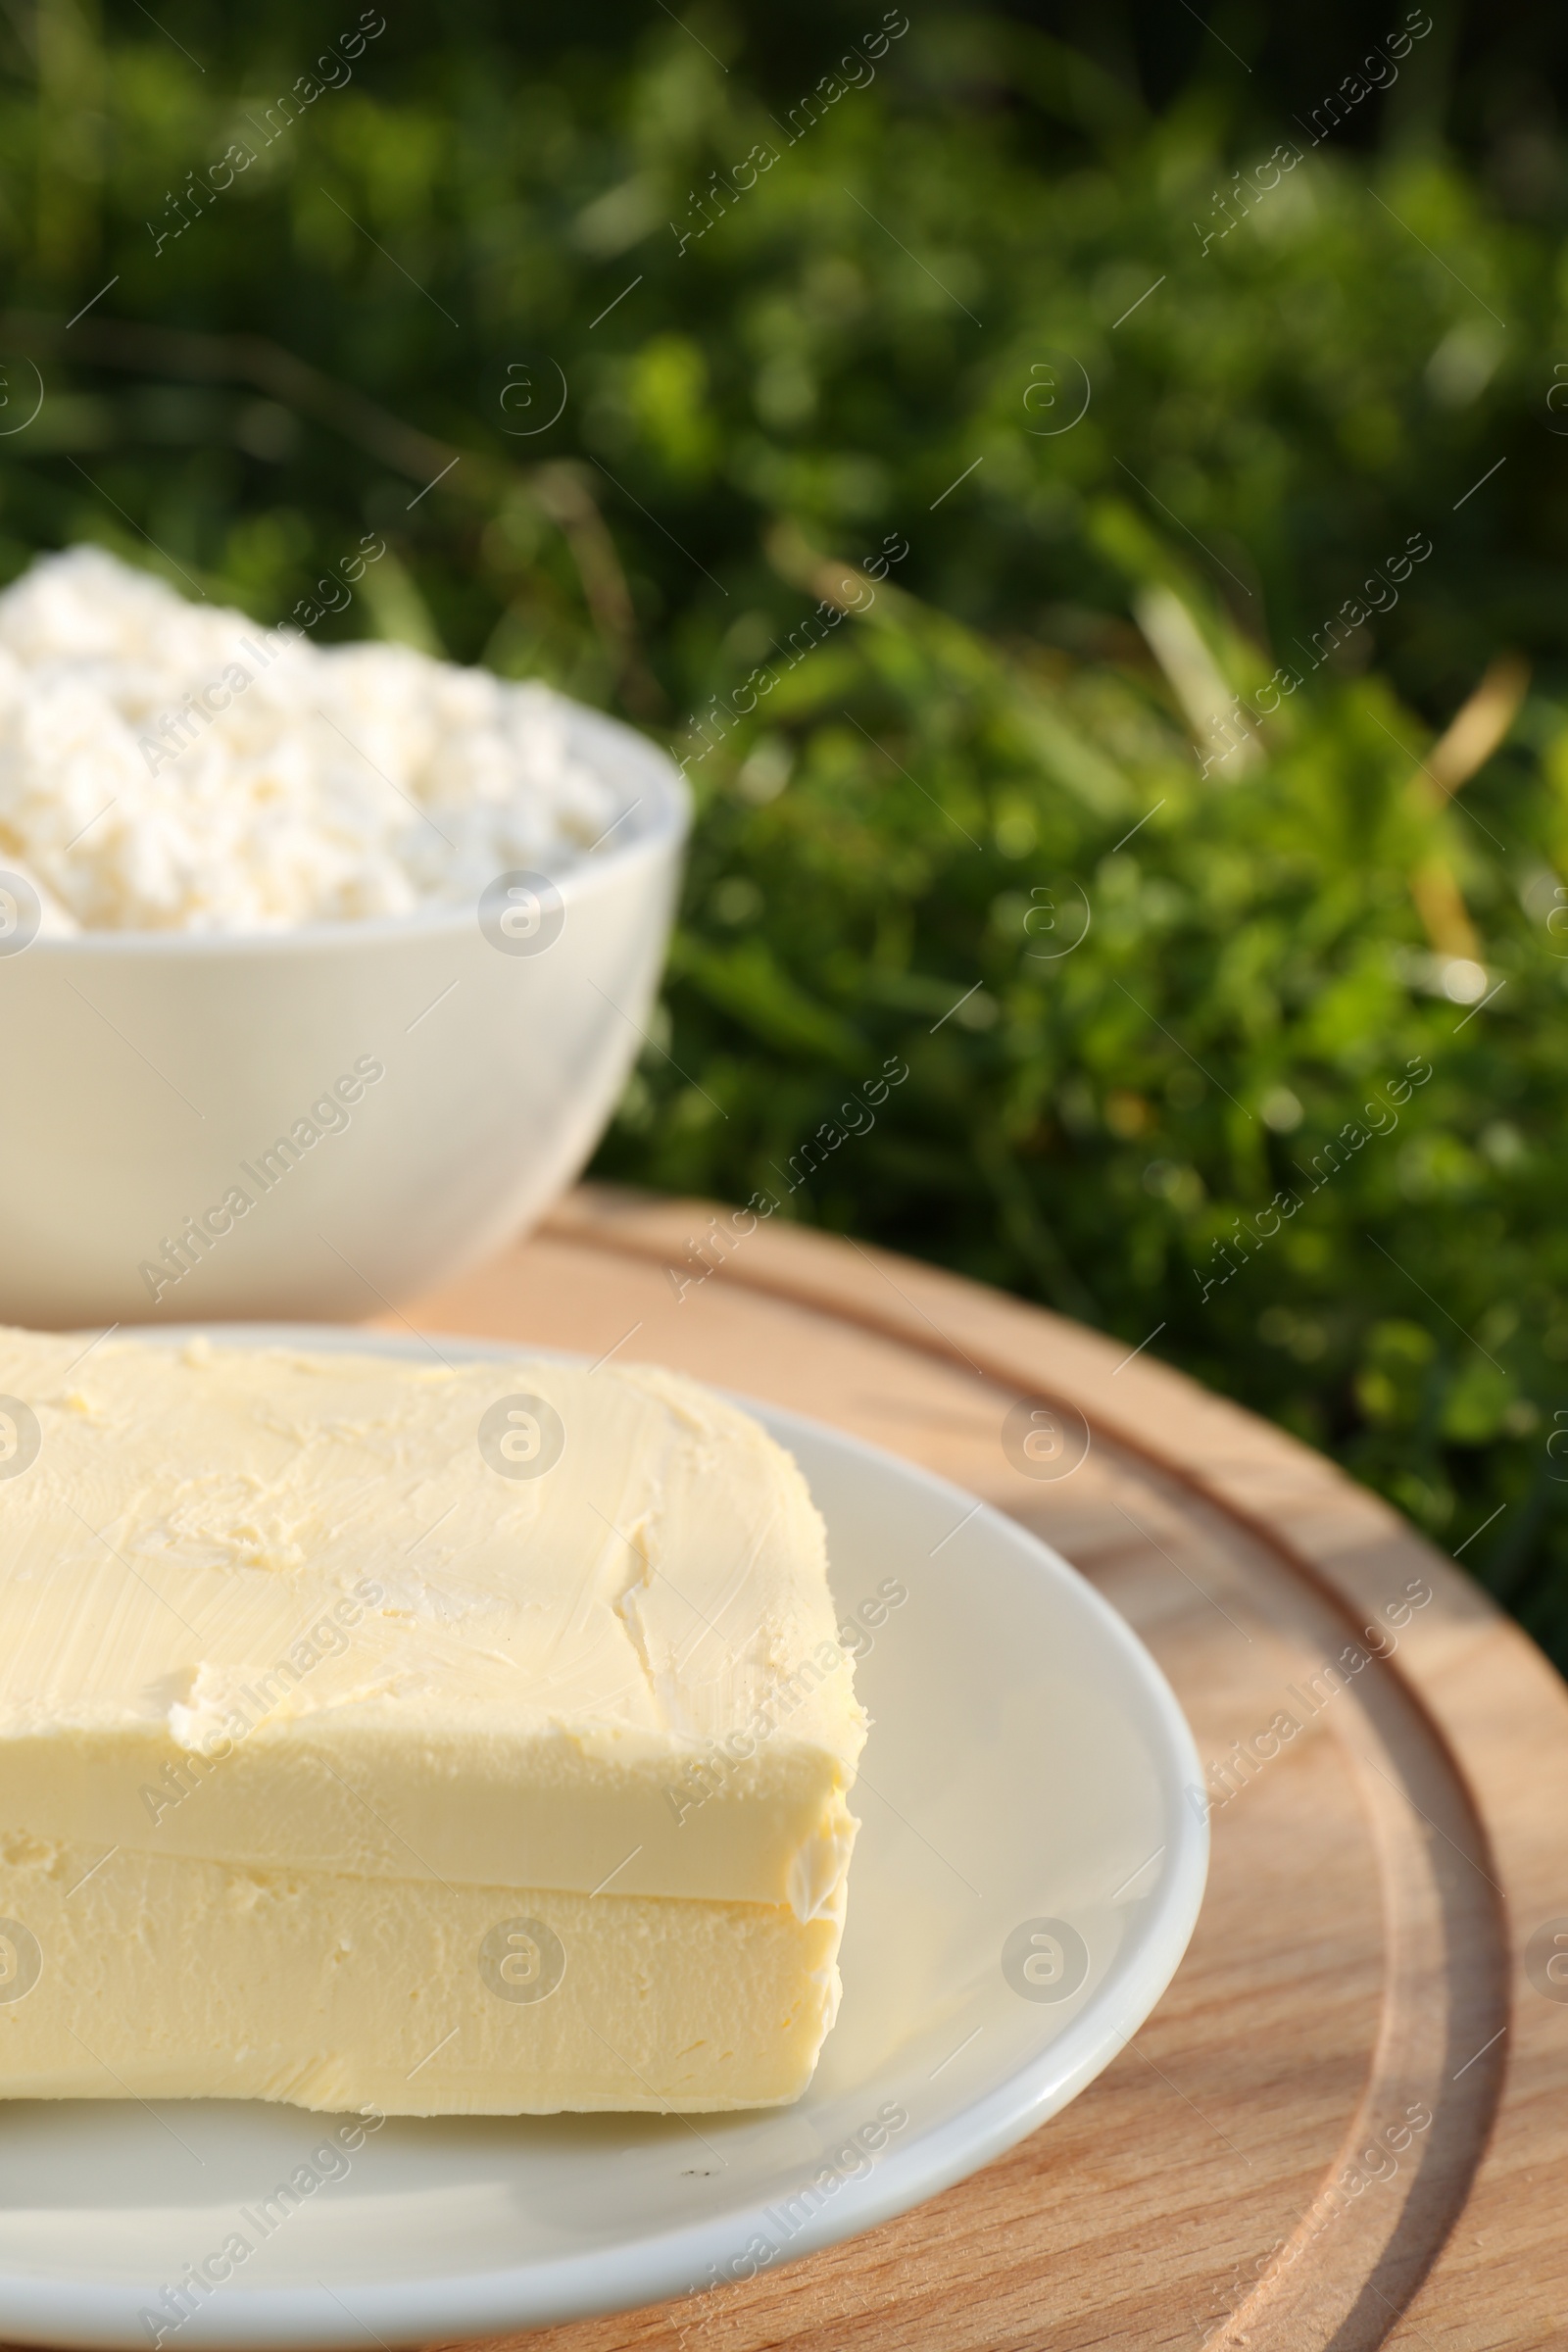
[4,4,1568,1659]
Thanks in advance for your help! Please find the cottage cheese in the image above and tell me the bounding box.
[0,546,629,932]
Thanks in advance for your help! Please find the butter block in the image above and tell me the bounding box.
[0,1331,865,1914]
[0,1329,865,2115]
[0,1832,843,2115]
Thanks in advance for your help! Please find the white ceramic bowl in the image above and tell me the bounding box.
[0,708,687,1329]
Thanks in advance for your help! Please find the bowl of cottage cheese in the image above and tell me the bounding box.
[0,546,688,1326]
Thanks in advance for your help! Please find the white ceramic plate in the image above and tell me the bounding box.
[0,1330,1207,2348]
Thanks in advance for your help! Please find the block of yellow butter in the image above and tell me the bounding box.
[0,1330,866,2114]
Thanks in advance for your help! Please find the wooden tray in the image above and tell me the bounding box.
[391,1187,1568,2352]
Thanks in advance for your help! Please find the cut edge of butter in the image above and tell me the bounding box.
[0,1832,848,2117]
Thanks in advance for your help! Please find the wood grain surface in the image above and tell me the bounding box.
[389,1186,1568,2352]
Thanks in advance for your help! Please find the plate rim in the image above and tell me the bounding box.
[0,1323,1209,2347]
